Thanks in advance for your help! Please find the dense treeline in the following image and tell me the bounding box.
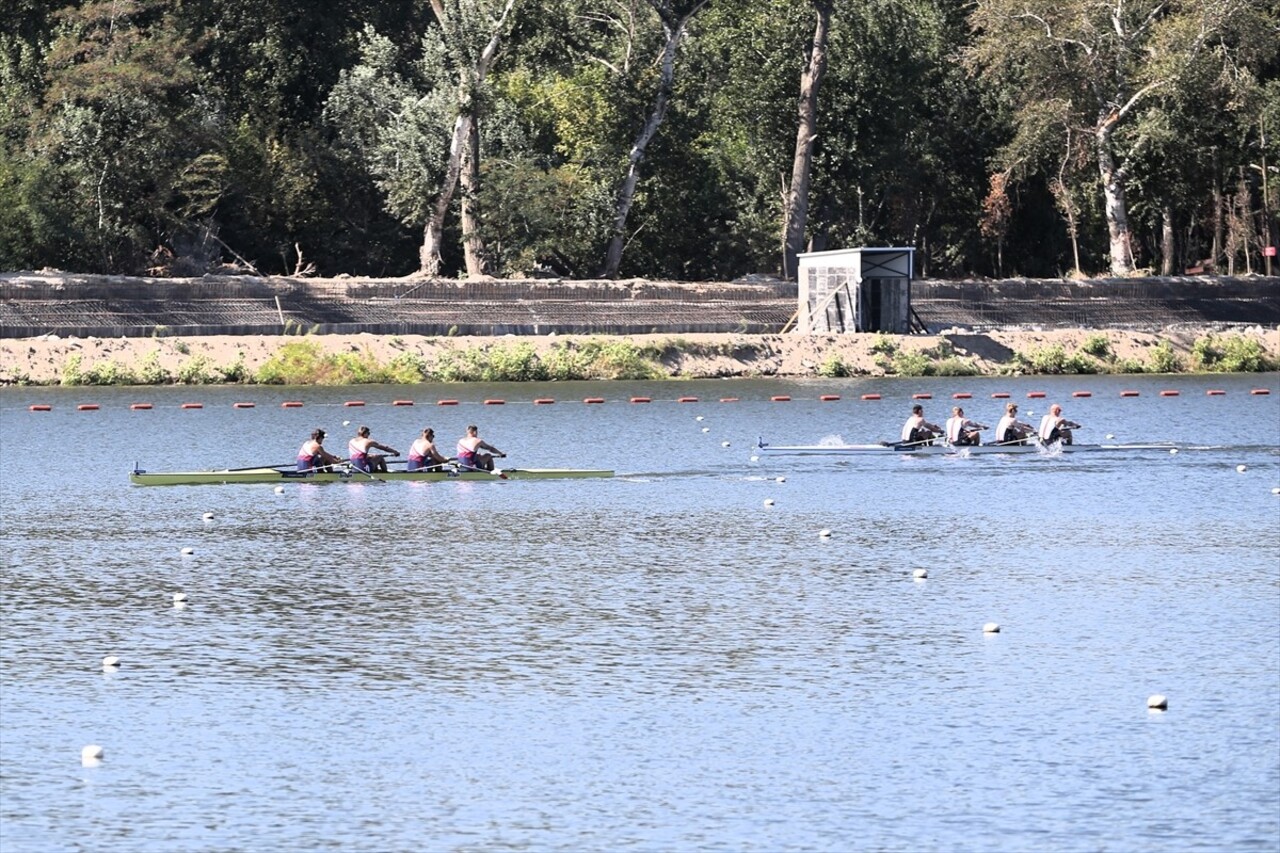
[1,0,1276,281]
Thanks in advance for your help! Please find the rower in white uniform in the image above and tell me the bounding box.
[945,406,987,446]
[994,402,1034,445]
[900,404,943,445]
[1038,404,1082,445]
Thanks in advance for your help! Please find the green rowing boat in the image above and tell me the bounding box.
[130,465,613,486]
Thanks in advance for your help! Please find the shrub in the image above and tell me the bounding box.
[1147,341,1183,373]
[889,350,931,376]
[932,357,981,376]
[218,352,249,383]
[60,353,84,385]
[1192,335,1275,372]
[869,333,898,355]
[1062,352,1101,374]
[818,354,851,377]
[81,359,135,385]
[1022,344,1068,374]
[255,340,327,384]
[385,351,428,384]
[1081,333,1111,359]
[173,339,190,355]
[177,355,217,384]
[137,349,171,384]
[1113,357,1146,374]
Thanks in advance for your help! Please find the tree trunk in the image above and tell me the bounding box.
[419,0,516,277]
[1160,205,1175,276]
[1211,148,1223,269]
[781,0,832,281]
[419,113,472,276]
[602,2,707,279]
[1096,125,1134,276]
[460,115,486,277]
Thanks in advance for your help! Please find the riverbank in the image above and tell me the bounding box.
[1,326,1277,386]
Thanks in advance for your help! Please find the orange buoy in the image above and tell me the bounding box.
[677,396,699,403]
[630,396,652,403]
[1251,388,1272,395]
[534,398,555,405]
[719,397,739,403]
[129,403,153,410]
[29,404,52,412]
[861,393,881,401]
[583,397,605,404]
[1072,391,1092,398]
[437,399,459,406]
[1206,389,1226,396]
[484,399,505,405]
[344,401,365,407]
[77,404,100,411]
[952,392,972,399]
[819,394,840,402]
[912,393,932,400]
[232,402,255,409]
[1159,390,1180,397]
[1119,391,1140,398]
[281,401,303,408]
[392,400,414,406]
[771,395,791,402]
[180,403,203,409]
[990,392,1010,399]
[1027,391,1047,399]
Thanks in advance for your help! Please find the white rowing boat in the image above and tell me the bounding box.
[755,438,1177,456]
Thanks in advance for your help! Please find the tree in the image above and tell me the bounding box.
[781,0,831,279]
[966,0,1277,276]
[601,0,711,278]
[326,0,517,278]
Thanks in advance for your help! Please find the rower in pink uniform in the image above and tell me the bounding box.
[456,425,505,471]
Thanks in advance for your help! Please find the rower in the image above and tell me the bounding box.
[945,406,987,446]
[297,428,343,472]
[406,427,451,472]
[994,402,1034,445]
[456,424,505,471]
[900,404,942,446]
[348,425,398,473]
[1038,404,1082,446]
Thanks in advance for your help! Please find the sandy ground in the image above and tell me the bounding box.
[1,327,1277,385]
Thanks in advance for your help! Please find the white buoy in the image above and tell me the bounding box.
[101,655,120,670]
[983,622,1000,634]
[274,485,285,494]
[202,512,214,521]
[81,745,104,765]
[763,498,775,507]
[775,476,786,483]
[749,455,759,462]
[342,420,350,426]
[913,568,928,579]
[701,427,710,433]
[721,441,731,447]
[180,546,194,556]
[1147,694,1168,710]
[172,592,188,603]
[818,529,832,538]
[1169,448,1179,455]
[1271,487,1280,495]
[1106,433,1115,440]
[1236,464,1247,473]
[695,416,704,422]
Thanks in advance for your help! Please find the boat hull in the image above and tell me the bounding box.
[756,440,1175,456]
[130,467,614,486]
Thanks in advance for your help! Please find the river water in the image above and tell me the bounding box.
[2,374,1278,851]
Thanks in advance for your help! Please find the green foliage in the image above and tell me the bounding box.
[1191,335,1275,373]
[1080,334,1111,359]
[136,349,171,384]
[176,355,217,384]
[931,357,981,377]
[889,350,932,377]
[173,339,190,355]
[218,352,249,383]
[59,353,83,385]
[255,340,329,385]
[817,354,851,378]
[870,334,899,356]
[1147,341,1183,374]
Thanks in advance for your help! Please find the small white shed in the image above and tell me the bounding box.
[797,247,916,333]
